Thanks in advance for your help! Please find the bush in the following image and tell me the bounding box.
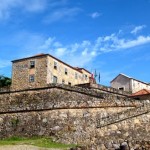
[0,75,11,88]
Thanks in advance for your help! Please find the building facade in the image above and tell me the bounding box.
[12,54,91,90]
[110,73,150,93]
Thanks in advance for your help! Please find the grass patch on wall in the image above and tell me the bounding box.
[0,137,75,149]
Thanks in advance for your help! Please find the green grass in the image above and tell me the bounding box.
[0,137,75,149]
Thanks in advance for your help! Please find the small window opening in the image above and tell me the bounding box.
[85,74,87,80]
[29,75,35,82]
[65,68,68,75]
[62,79,65,84]
[54,61,57,69]
[30,61,35,69]
[53,76,57,83]
[118,87,124,91]
[75,73,78,79]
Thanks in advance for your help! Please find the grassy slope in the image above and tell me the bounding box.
[0,137,75,149]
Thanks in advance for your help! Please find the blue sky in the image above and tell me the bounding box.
[0,0,150,85]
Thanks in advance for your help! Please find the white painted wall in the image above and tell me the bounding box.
[131,79,150,93]
[111,74,150,93]
[111,75,131,92]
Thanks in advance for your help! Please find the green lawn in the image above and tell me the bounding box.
[0,137,75,149]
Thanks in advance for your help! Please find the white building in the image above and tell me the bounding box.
[110,73,150,93]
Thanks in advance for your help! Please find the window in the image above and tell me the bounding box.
[75,73,78,79]
[53,76,57,83]
[29,75,35,82]
[85,74,87,80]
[54,61,57,69]
[82,74,84,80]
[30,61,35,68]
[68,82,71,86]
[65,68,68,75]
[62,79,65,84]
[118,87,124,91]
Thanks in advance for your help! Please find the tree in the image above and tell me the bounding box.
[0,75,11,87]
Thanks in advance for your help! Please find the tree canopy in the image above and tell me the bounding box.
[0,75,11,88]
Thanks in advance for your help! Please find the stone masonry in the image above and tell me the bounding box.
[0,84,150,149]
[12,55,48,90]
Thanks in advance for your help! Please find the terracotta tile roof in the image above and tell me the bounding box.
[131,89,150,97]
[33,53,46,57]
[12,53,91,74]
[73,67,83,73]
[12,53,48,62]
[73,67,91,74]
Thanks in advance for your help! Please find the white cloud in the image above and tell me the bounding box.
[81,48,88,56]
[90,12,101,19]
[38,37,55,50]
[0,0,81,22]
[0,0,47,20]
[44,7,82,23]
[117,36,150,49]
[23,0,47,12]
[30,29,150,67]
[131,25,146,34]
[4,28,150,68]
[55,48,66,57]
[47,0,68,8]
[81,40,91,47]
[53,42,62,48]
[70,43,80,53]
[98,35,150,52]
[0,59,11,68]
[34,37,96,66]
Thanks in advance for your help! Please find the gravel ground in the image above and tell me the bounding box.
[0,145,64,150]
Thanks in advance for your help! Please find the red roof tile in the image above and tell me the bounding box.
[33,53,45,56]
[12,53,91,74]
[131,89,150,96]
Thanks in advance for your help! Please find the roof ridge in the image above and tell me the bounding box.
[12,53,91,75]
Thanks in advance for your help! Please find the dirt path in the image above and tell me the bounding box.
[0,145,64,150]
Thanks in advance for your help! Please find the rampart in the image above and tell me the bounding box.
[0,84,149,149]
[0,84,142,113]
[77,83,130,96]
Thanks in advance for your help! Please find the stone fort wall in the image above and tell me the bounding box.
[0,84,149,149]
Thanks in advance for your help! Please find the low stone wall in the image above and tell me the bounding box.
[0,84,143,113]
[76,83,130,96]
[0,86,11,93]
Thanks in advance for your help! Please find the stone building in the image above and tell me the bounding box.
[110,73,150,93]
[12,53,91,90]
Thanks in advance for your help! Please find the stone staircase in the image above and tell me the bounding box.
[97,102,150,128]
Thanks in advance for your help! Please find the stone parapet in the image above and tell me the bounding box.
[76,83,130,96]
[97,101,150,127]
[0,86,11,92]
[0,84,144,114]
